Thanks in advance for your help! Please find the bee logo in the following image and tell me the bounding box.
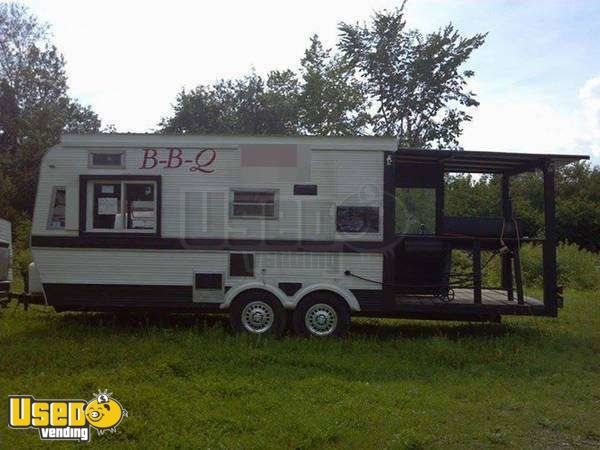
[84,390,127,435]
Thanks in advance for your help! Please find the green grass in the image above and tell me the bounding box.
[1,290,599,449]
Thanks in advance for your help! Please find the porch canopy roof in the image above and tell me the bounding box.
[393,148,588,174]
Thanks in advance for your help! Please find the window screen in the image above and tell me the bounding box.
[48,187,66,230]
[89,180,156,232]
[336,206,379,232]
[231,190,277,218]
[125,183,155,230]
[93,182,122,229]
[89,152,124,168]
[395,188,436,234]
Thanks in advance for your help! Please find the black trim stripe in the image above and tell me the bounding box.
[31,235,385,252]
[31,234,523,252]
[44,283,192,307]
[0,242,9,248]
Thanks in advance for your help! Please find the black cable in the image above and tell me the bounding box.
[345,250,501,289]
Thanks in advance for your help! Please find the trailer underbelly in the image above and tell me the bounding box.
[44,282,548,323]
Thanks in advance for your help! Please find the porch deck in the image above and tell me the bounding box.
[396,289,543,307]
[376,288,549,321]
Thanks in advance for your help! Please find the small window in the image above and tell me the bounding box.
[230,253,254,277]
[195,273,223,289]
[89,152,124,168]
[230,189,277,219]
[88,180,157,232]
[48,187,66,230]
[336,206,379,233]
[395,188,436,234]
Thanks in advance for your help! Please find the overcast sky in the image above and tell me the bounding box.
[22,0,600,163]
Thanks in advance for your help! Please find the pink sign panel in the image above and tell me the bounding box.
[241,144,298,167]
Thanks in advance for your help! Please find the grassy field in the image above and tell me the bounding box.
[0,290,598,449]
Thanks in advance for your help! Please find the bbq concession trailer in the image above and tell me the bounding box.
[29,134,588,336]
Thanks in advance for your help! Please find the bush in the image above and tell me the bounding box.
[556,242,600,290]
[520,242,600,290]
[519,244,543,287]
[452,242,600,291]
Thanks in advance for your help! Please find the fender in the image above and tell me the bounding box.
[292,283,361,312]
[221,281,290,309]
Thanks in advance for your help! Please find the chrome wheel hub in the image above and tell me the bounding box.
[241,301,274,334]
[305,303,338,336]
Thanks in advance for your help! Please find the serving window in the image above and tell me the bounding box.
[82,176,160,234]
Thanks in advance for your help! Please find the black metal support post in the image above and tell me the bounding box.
[435,169,445,234]
[513,246,524,304]
[500,175,514,301]
[473,240,482,304]
[543,162,558,315]
[382,152,397,309]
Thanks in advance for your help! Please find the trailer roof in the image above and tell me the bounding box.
[60,134,588,173]
[60,133,398,151]
[393,148,589,174]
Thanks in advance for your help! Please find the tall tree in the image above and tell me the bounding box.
[161,36,369,137]
[161,4,486,144]
[263,69,300,134]
[0,2,100,220]
[338,3,486,148]
[298,35,368,135]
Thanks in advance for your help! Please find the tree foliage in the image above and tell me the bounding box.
[160,36,370,137]
[445,162,600,251]
[555,162,600,251]
[298,35,368,135]
[160,71,300,136]
[160,6,484,146]
[0,3,100,220]
[338,2,486,148]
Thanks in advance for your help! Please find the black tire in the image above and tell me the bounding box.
[293,292,351,338]
[229,290,287,336]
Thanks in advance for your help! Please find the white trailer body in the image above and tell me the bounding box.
[30,134,394,324]
[0,218,12,292]
[32,134,583,335]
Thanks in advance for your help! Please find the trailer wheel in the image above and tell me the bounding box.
[230,290,286,336]
[293,292,350,338]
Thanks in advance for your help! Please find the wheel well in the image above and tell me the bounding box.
[297,290,349,310]
[230,288,282,308]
